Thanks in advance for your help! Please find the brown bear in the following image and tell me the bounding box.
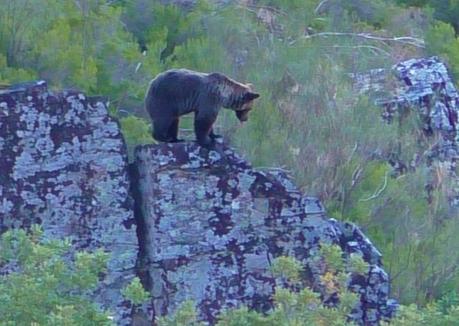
[145,69,260,148]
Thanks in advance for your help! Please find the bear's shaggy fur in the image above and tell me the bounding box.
[145,69,260,148]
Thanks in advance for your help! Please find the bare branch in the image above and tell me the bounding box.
[360,172,389,202]
[351,165,362,188]
[135,62,142,73]
[347,143,359,164]
[304,32,425,48]
[315,0,329,14]
[256,166,292,173]
[242,3,287,16]
[316,45,392,57]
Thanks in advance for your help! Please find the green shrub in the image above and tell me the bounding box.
[0,226,112,325]
[122,277,151,305]
[216,246,362,325]
[119,115,154,160]
[157,300,204,326]
[425,21,459,82]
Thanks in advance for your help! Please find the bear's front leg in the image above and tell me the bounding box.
[194,115,216,149]
[209,128,222,139]
[168,118,185,143]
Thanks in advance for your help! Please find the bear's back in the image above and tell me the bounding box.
[148,69,211,103]
[151,69,208,89]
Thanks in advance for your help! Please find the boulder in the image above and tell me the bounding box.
[352,57,459,206]
[0,81,138,325]
[132,142,397,325]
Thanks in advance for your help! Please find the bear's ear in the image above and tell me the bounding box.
[244,91,260,102]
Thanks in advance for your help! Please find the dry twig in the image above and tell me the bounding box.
[304,32,425,48]
[360,172,389,202]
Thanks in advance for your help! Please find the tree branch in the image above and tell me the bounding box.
[314,0,329,14]
[315,45,392,56]
[304,32,425,48]
[360,172,389,202]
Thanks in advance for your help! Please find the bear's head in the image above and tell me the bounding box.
[211,73,260,119]
[235,84,260,122]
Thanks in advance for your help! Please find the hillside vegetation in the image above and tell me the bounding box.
[1,0,459,323]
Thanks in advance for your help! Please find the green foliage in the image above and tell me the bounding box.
[330,152,457,305]
[157,300,204,326]
[425,21,459,81]
[122,277,151,305]
[119,115,154,159]
[216,306,268,326]
[0,0,152,110]
[437,291,459,315]
[219,250,360,325]
[0,226,112,325]
[348,253,370,275]
[385,302,459,326]
[270,256,303,283]
[168,37,228,72]
[320,244,345,273]
[0,54,36,84]
[161,251,459,325]
[396,0,459,33]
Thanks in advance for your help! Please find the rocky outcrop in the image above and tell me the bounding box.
[132,142,397,325]
[0,81,138,324]
[352,57,459,206]
[0,80,396,325]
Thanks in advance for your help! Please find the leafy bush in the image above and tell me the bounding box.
[122,277,151,305]
[157,300,203,326]
[396,0,459,33]
[425,21,459,81]
[0,226,111,325]
[160,248,459,325]
[163,246,364,326]
[384,302,459,326]
[119,115,154,160]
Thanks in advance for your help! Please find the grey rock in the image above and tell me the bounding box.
[0,81,138,325]
[132,142,397,325]
[352,57,459,207]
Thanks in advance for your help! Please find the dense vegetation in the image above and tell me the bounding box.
[0,226,112,325]
[1,0,459,323]
[0,227,150,325]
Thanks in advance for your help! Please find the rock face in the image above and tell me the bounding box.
[132,142,397,325]
[0,81,138,324]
